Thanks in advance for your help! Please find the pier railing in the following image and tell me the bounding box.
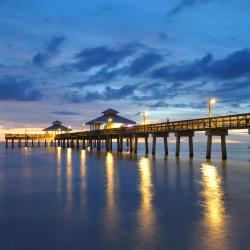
[56,113,250,138]
[5,134,54,139]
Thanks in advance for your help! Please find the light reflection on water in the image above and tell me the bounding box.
[0,145,250,250]
[56,147,62,193]
[199,162,228,250]
[136,157,157,248]
[80,150,87,206]
[66,148,73,208]
[104,152,118,232]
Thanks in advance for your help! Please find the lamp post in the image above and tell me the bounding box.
[208,98,216,117]
[142,111,148,125]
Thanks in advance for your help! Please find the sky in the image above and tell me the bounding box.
[0,0,250,134]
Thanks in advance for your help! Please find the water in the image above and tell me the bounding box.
[0,142,250,250]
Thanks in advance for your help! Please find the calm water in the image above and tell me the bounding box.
[0,142,250,250]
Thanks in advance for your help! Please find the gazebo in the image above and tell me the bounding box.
[43,121,72,135]
[85,109,136,130]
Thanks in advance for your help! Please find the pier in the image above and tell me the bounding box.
[5,113,250,159]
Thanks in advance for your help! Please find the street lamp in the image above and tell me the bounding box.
[142,111,148,125]
[208,98,216,117]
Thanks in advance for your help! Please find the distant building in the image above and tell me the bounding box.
[43,121,72,134]
[85,109,136,130]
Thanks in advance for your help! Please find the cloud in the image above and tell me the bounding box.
[205,79,250,105]
[71,67,124,88]
[147,101,207,109]
[0,76,42,101]
[151,53,212,81]
[70,49,163,88]
[72,43,141,72]
[208,49,250,80]
[126,52,163,76]
[151,49,250,81]
[32,36,65,66]
[167,0,211,17]
[51,111,80,115]
[158,32,169,41]
[64,84,137,103]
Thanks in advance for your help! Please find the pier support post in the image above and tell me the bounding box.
[189,136,194,157]
[117,137,120,152]
[97,138,101,151]
[82,139,86,149]
[110,138,113,152]
[129,137,133,153]
[221,135,227,160]
[134,136,138,153]
[106,138,109,152]
[205,129,228,160]
[45,140,47,147]
[206,135,212,159]
[164,136,168,156]
[38,140,40,147]
[11,139,14,148]
[31,140,34,147]
[152,135,156,155]
[119,136,123,152]
[5,139,8,148]
[89,139,93,150]
[175,131,194,157]
[175,135,180,157]
[76,139,80,148]
[145,136,149,155]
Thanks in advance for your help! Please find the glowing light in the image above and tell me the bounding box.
[56,147,62,193]
[104,152,118,231]
[66,148,73,207]
[80,149,87,205]
[208,98,217,117]
[200,162,227,248]
[209,98,216,105]
[108,118,113,122]
[137,157,156,239]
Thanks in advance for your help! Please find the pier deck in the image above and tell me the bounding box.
[5,113,250,159]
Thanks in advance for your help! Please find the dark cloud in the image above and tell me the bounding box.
[71,67,124,88]
[206,79,250,105]
[208,49,250,80]
[151,49,250,81]
[33,36,65,66]
[146,100,207,109]
[151,53,212,81]
[52,111,80,115]
[126,52,163,76]
[71,49,162,87]
[64,84,137,103]
[73,43,141,72]
[158,32,168,41]
[0,76,42,101]
[167,0,211,17]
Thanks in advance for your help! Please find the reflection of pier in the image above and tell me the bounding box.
[5,113,250,159]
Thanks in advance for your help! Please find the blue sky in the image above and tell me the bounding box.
[0,0,250,130]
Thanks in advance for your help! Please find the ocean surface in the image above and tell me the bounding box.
[0,141,250,250]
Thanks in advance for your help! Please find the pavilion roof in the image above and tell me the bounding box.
[43,121,71,131]
[85,114,136,125]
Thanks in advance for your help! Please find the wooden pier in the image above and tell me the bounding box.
[5,134,55,148]
[5,113,250,159]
